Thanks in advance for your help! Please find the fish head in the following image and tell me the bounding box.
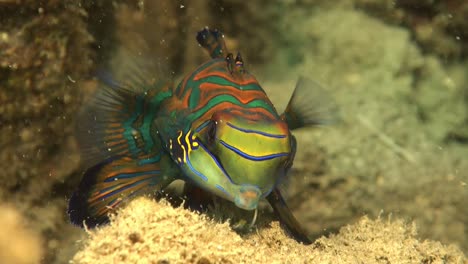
[190,110,295,210]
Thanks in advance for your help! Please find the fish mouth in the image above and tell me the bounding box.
[207,149,265,210]
[209,152,262,210]
[196,139,262,209]
[234,185,262,210]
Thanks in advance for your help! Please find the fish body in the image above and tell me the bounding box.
[68,28,335,244]
[156,55,291,211]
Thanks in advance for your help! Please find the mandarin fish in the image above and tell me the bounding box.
[68,27,336,244]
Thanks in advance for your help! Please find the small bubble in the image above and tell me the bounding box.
[108,148,112,152]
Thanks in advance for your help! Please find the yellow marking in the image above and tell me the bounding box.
[181,144,187,163]
[176,131,188,163]
[185,130,192,153]
[169,139,172,149]
[177,131,183,145]
[189,130,199,148]
[177,157,182,163]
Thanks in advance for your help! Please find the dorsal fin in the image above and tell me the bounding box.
[76,80,172,168]
[196,27,228,59]
[70,48,178,228]
[77,46,174,167]
[226,52,245,77]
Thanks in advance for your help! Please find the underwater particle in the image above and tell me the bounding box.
[128,232,143,244]
[67,75,77,83]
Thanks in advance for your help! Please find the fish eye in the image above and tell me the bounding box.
[207,121,217,143]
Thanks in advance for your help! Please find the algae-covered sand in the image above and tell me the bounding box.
[71,197,466,263]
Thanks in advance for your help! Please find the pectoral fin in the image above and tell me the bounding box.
[282,77,339,130]
[266,187,312,244]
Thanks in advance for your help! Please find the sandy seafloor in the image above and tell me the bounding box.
[0,1,467,263]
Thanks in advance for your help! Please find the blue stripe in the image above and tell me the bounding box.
[227,122,286,138]
[104,170,160,182]
[219,140,289,161]
[195,120,211,132]
[215,184,232,198]
[197,140,234,184]
[137,154,161,165]
[186,155,208,181]
[106,176,160,207]
[99,177,153,197]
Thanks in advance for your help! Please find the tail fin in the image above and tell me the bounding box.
[196,27,228,59]
[282,77,339,130]
[68,155,175,228]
